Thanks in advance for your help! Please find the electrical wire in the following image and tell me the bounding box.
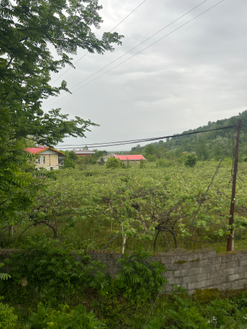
[44,0,216,108]
[49,0,147,86]
[57,123,236,149]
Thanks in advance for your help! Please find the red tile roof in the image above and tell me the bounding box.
[24,147,64,155]
[113,154,145,161]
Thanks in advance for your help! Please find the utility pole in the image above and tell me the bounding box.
[227,120,241,252]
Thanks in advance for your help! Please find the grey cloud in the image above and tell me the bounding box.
[44,0,247,150]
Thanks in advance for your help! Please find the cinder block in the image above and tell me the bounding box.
[223,268,235,276]
[183,275,198,284]
[231,254,241,261]
[200,250,216,259]
[235,279,247,289]
[239,265,247,273]
[228,274,240,282]
[187,282,205,290]
[188,267,202,276]
[233,267,242,275]
[169,263,183,271]
[188,289,196,295]
[207,285,223,291]
[164,271,174,279]
[240,258,247,266]
[196,259,208,267]
[212,277,225,286]
[168,277,183,285]
[163,264,174,271]
[222,282,232,290]
[198,279,214,289]
[218,263,228,271]
[210,264,223,272]
[196,273,208,282]
[230,281,245,290]
[182,262,196,270]
[174,270,183,277]
[180,269,188,277]
[172,255,188,263]
[164,285,173,292]
[214,256,222,264]
[226,261,241,270]
[221,255,231,263]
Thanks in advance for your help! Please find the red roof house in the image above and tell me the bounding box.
[113,154,146,161]
[24,146,65,170]
[73,149,95,157]
[98,153,146,163]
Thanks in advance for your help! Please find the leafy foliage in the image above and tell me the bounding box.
[28,304,106,329]
[0,263,10,281]
[130,110,247,162]
[106,157,121,169]
[3,241,247,328]
[0,0,123,227]
[0,299,18,329]
[1,236,168,327]
[4,159,247,252]
[184,154,197,167]
[115,251,167,304]
[1,234,107,306]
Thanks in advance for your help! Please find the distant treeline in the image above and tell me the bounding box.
[129,110,247,161]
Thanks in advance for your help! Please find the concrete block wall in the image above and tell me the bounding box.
[2,248,247,295]
[85,248,247,294]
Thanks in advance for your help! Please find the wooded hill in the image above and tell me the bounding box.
[131,110,247,161]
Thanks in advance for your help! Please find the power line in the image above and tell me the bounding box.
[110,0,147,32]
[57,123,237,149]
[44,0,216,108]
[49,0,147,86]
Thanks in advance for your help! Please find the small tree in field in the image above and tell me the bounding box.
[106,157,121,169]
[139,159,146,169]
[77,156,92,170]
[185,154,197,168]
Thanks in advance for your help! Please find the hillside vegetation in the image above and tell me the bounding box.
[130,110,247,162]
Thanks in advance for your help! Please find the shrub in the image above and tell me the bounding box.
[0,300,18,329]
[184,154,197,167]
[106,157,121,169]
[146,154,157,162]
[140,159,146,168]
[63,157,76,169]
[28,304,106,329]
[156,159,172,168]
[1,234,106,305]
[115,250,167,305]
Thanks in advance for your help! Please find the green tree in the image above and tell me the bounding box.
[195,141,210,160]
[184,154,197,168]
[63,150,78,168]
[77,156,92,170]
[131,144,143,154]
[156,145,166,159]
[0,0,123,226]
[106,157,121,169]
[92,150,107,164]
[63,157,76,169]
[139,159,146,168]
[144,144,157,156]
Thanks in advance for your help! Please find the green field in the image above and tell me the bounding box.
[2,160,247,328]
[3,160,247,253]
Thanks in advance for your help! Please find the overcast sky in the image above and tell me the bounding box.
[42,0,247,151]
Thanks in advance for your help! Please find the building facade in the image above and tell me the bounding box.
[25,146,65,170]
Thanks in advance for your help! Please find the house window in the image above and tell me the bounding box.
[37,157,41,165]
[42,156,46,164]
